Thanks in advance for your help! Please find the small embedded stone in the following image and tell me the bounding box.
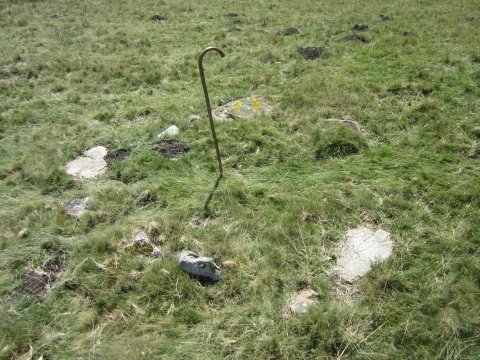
[222,260,237,267]
[67,197,89,219]
[18,228,29,238]
[290,289,319,314]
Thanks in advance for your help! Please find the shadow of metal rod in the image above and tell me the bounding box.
[203,173,223,216]
[198,46,225,176]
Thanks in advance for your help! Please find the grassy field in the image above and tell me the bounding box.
[1,0,479,358]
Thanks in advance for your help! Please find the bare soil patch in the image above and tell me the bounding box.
[344,34,369,43]
[152,139,191,158]
[298,47,325,60]
[351,24,369,31]
[106,148,131,165]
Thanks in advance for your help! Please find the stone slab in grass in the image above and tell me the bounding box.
[290,289,319,314]
[67,197,89,219]
[64,146,107,179]
[335,227,393,283]
[212,95,272,121]
[178,250,221,283]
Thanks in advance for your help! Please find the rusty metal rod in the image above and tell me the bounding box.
[198,46,225,176]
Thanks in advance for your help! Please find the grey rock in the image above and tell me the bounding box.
[212,95,272,121]
[290,289,319,314]
[178,250,221,283]
[334,227,393,283]
[64,146,107,179]
[67,197,89,218]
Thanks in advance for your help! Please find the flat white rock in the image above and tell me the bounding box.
[64,146,107,179]
[158,125,179,137]
[335,227,393,283]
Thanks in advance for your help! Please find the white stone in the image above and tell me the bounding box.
[158,125,179,137]
[290,289,319,314]
[335,227,393,283]
[64,146,107,179]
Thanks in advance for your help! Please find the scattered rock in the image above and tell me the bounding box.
[152,138,191,158]
[66,197,89,219]
[64,146,108,179]
[188,215,209,228]
[379,15,392,21]
[18,228,29,238]
[188,114,201,123]
[130,302,145,315]
[21,269,56,295]
[105,149,131,165]
[222,260,237,267]
[227,12,238,17]
[212,95,272,121]
[150,15,166,21]
[351,24,369,31]
[108,309,125,322]
[129,270,142,280]
[298,47,325,60]
[334,227,393,283]
[344,34,369,43]
[280,27,299,36]
[158,125,179,137]
[124,232,161,258]
[324,116,363,133]
[290,289,319,314]
[178,250,221,283]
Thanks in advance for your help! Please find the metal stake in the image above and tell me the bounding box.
[198,46,225,176]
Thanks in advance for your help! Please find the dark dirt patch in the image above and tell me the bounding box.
[379,15,392,21]
[152,139,191,158]
[402,31,414,37]
[344,34,369,43]
[42,248,68,274]
[232,18,241,25]
[464,16,475,22]
[298,47,325,60]
[21,269,57,295]
[106,148,131,165]
[279,27,299,36]
[150,15,166,21]
[227,12,238,17]
[228,27,242,33]
[351,24,369,31]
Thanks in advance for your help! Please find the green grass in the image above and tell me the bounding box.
[1,0,479,358]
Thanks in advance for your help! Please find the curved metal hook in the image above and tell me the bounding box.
[198,46,225,176]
